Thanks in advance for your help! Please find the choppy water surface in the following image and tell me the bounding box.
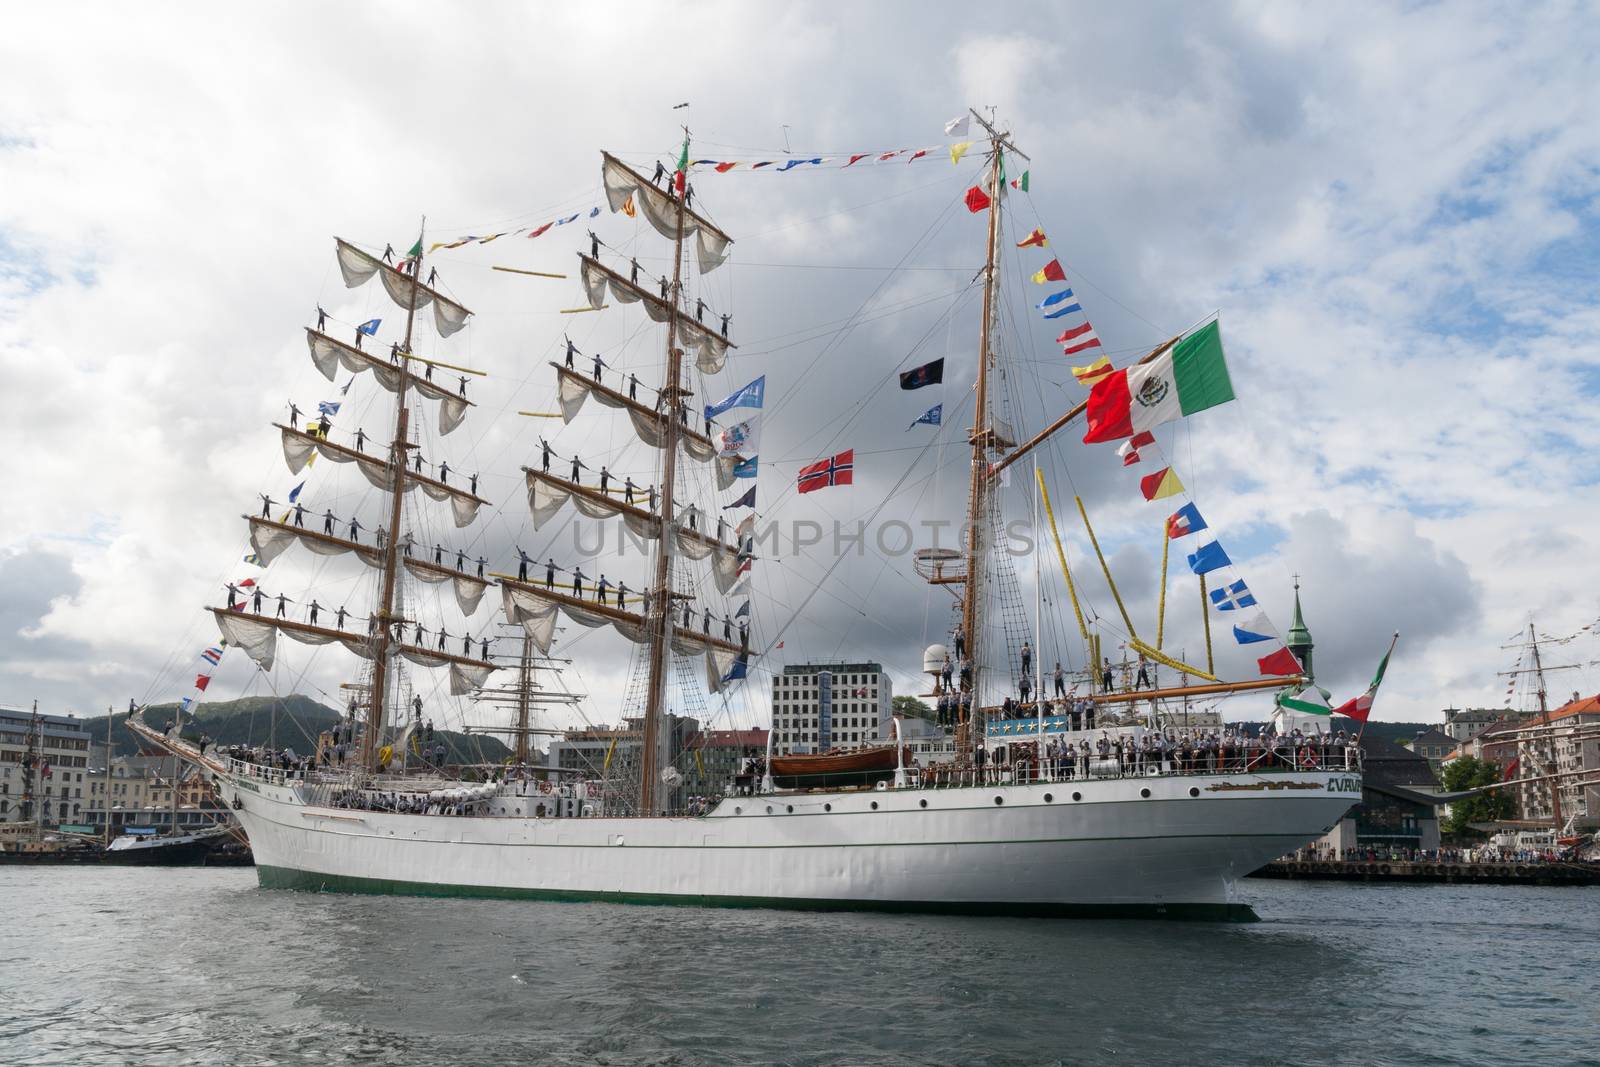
[1,867,1596,1066]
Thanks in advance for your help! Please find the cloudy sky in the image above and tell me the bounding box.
[3,2,1598,741]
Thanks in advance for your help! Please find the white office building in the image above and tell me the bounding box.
[770,662,892,755]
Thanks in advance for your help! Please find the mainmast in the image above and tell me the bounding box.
[640,129,692,816]
[364,221,424,771]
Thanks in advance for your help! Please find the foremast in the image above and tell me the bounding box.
[206,228,496,771]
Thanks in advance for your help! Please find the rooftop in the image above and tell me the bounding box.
[780,663,885,676]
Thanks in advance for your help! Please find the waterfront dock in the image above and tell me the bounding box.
[1250,859,1600,886]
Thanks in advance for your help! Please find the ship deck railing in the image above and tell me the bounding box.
[906,749,1362,790]
[228,756,307,786]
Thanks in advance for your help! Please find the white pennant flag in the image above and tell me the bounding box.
[944,114,969,138]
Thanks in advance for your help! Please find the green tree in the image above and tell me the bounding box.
[892,696,934,723]
[1440,756,1515,838]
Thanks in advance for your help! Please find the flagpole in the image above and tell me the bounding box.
[1353,632,1399,747]
[1033,460,1044,767]
[1156,524,1171,651]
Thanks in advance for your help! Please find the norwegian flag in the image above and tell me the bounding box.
[798,449,854,494]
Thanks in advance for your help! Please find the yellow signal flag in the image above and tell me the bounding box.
[949,141,973,164]
[1072,356,1114,386]
[1140,467,1185,501]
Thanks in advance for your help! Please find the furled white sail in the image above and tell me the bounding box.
[554,371,730,481]
[577,258,733,375]
[501,584,739,683]
[525,474,657,540]
[401,558,491,616]
[334,239,473,337]
[306,331,471,435]
[278,427,484,528]
[214,608,492,686]
[215,613,281,672]
[599,154,734,275]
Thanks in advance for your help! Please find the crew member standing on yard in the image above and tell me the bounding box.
[1053,662,1066,698]
[1101,657,1114,693]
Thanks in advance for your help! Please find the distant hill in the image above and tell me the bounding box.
[84,694,510,764]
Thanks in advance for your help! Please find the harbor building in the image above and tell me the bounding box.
[1495,693,1600,828]
[769,662,893,755]
[1403,728,1457,775]
[1311,736,1443,855]
[1442,706,1534,742]
[683,727,767,796]
[0,705,94,828]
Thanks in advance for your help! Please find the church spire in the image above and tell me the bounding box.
[1286,576,1314,682]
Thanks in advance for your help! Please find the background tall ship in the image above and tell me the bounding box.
[132,113,1368,920]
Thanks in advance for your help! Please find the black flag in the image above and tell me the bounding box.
[899,358,944,390]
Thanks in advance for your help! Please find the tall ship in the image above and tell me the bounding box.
[132,114,1366,919]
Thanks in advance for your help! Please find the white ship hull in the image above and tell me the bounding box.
[220,766,1361,920]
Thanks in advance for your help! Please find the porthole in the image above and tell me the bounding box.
[1072,792,1082,801]
[994,796,1004,806]
[1189,787,1200,798]
[1043,793,1054,803]
[786,804,794,813]
[765,805,773,814]
[824,803,832,812]
[734,806,742,814]
[919,799,928,809]
[870,801,879,811]
[1140,788,1151,799]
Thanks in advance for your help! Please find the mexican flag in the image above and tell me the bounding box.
[674,139,690,195]
[1333,634,1398,723]
[1083,320,1235,443]
[1276,684,1333,716]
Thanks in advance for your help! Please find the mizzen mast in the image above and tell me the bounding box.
[957,111,1029,755]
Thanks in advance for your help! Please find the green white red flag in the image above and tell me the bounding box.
[1333,633,1399,723]
[1083,320,1235,443]
[674,139,690,194]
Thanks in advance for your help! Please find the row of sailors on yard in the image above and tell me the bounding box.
[931,728,1358,783]
[936,694,1106,731]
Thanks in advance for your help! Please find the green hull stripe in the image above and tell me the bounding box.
[255,865,1258,923]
